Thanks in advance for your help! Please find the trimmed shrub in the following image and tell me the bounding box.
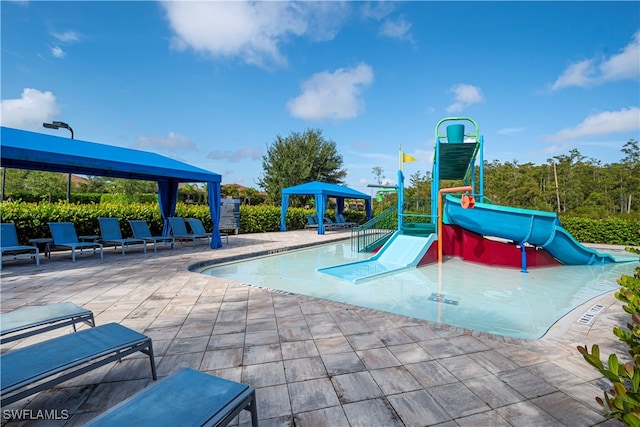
[578,248,640,426]
[0,200,636,246]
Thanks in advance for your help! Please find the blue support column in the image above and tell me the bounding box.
[397,169,404,231]
[519,241,528,273]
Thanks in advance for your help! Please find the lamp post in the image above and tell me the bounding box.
[43,121,74,202]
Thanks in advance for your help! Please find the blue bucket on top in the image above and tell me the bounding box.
[446,124,465,144]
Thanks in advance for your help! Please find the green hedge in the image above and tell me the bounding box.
[1,201,636,246]
[561,217,640,246]
[0,201,368,244]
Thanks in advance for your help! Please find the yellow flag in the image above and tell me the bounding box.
[402,152,417,163]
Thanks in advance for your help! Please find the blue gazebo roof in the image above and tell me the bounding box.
[1,126,224,248]
[282,181,370,199]
[1,127,220,183]
[280,181,372,235]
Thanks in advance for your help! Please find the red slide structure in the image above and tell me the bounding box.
[436,224,560,268]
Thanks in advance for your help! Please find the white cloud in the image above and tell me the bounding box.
[134,131,196,151]
[550,60,594,90]
[287,63,374,120]
[51,31,80,43]
[551,30,640,90]
[379,17,413,42]
[544,107,640,141]
[446,83,484,113]
[51,45,65,58]
[161,1,348,68]
[207,146,263,163]
[361,2,395,20]
[0,88,60,131]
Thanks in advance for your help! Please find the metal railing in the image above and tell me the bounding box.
[350,205,397,252]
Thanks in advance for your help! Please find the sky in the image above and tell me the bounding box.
[2,1,639,195]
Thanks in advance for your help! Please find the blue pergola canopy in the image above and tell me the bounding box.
[1,126,224,248]
[280,181,372,235]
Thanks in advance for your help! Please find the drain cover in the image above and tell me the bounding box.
[428,293,459,305]
[578,304,605,325]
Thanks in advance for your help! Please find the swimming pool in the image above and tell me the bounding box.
[200,242,638,339]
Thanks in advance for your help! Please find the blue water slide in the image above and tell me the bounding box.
[443,195,637,265]
[318,232,437,282]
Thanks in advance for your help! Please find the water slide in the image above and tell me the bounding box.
[443,195,637,265]
[318,232,437,282]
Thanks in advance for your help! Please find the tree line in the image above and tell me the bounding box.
[405,140,639,218]
[1,128,637,219]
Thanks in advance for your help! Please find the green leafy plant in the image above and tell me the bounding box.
[578,247,640,426]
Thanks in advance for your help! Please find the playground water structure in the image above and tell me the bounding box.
[207,116,638,338]
[320,116,636,283]
[200,241,637,339]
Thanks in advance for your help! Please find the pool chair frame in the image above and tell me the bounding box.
[0,302,95,344]
[128,220,175,252]
[322,216,345,230]
[335,213,357,228]
[98,217,147,256]
[48,222,104,262]
[84,368,258,427]
[1,223,40,269]
[186,218,224,245]
[304,215,319,229]
[168,217,210,247]
[0,322,157,406]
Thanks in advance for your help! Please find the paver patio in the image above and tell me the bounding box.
[0,229,630,426]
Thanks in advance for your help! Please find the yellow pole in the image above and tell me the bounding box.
[438,186,473,263]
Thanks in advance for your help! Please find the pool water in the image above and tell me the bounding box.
[201,242,638,339]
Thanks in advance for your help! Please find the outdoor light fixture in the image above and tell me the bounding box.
[42,121,74,139]
[42,121,74,202]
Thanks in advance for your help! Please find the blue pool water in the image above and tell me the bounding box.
[200,242,638,339]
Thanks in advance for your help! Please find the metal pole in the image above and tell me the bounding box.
[67,127,74,203]
[43,121,74,202]
[1,167,5,202]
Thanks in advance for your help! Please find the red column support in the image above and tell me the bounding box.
[438,186,473,263]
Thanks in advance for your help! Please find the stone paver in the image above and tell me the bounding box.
[0,230,631,426]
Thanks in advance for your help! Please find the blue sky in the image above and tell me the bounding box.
[2,1,639,195]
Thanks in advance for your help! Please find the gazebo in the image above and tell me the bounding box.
[1,126,224,248]
[280,181,372,235]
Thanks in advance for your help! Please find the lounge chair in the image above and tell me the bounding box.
[168,217,209,247]
[304,215,319,229]
[186,218,223,244]
[0,301,95,344]
[0,322,157,406]
[336,213,357,228]
[323,216,344,230]
[98,217,147,256]
[129,220,175,252]
[84,368,257,427]
[48,222,104,262]
[1,223,39,269]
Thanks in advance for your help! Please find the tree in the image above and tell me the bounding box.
[621,139,639,214]
[372,166,385,185]
[257,128,347,204]
[25,171,66,202]
[107,178,157,198]
[81,176,110,194]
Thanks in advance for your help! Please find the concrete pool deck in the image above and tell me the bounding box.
[0,229,632,426]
